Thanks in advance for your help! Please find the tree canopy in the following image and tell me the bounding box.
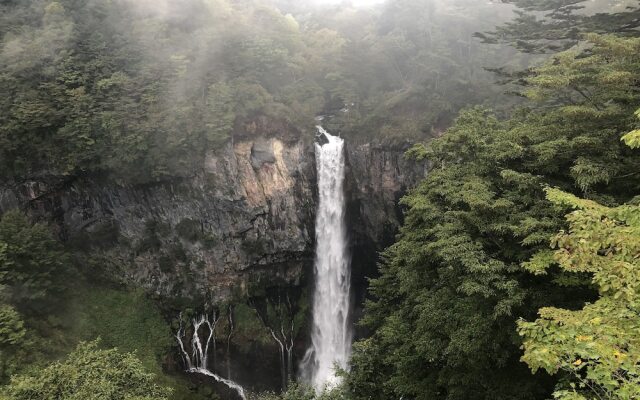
[477,0,640,53]
[0,0,523,182]
[2,341,172,400]
[348,33,640,400]
[519,188,640,400]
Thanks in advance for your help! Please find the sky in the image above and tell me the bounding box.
[314,0,386,7]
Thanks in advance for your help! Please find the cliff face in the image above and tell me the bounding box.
[344,141,426,307]
[0,125,426,302]
[346,141,426,247]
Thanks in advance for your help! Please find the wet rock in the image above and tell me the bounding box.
[314,133,329,146]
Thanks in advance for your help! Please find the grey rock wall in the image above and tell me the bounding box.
[0,128,426,302]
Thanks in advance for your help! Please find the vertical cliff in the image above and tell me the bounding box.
[344,141,427,311]
[0,127,426,302]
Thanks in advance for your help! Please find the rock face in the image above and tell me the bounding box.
[344,141,427,307]
[0,124,426,302]
[346,141,426,250]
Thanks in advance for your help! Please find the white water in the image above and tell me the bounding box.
[301,126,352,391]
[175,313,247,400]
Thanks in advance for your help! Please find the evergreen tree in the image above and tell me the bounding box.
[0,210,68,312]
[0,210,69,382]
[477,0,640,53]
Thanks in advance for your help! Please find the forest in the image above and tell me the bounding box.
[1,0,640,400]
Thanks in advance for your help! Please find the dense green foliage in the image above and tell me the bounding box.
[0,210,69,382]
[622,108,640,149]
[0,0,521,182]
[348,33,640,400]
[519,189,640,400]
[253,383,347,400]
[0,210,68,309]
[70,288,173,374]
[478,0,640,54]
[0,304,26,386]
[2,340,172,400]
[0,210,209,399]
[298,0,523,139]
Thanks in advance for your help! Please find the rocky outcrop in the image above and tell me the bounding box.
[0,126,426,302]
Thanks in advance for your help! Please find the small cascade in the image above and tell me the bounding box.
[301,126,352,391]
[175,312,247,400]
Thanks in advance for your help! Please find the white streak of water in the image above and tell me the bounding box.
[176,313,247,400]
[301,126,352,391]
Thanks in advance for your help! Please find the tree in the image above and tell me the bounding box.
[0,210,68,311]
[622,108,640,149]
[519,188,640,400]
[477,0,640,53]
[348,34,640,400]
[0,210,69,382]
[0,304,27,383]
[2,341,172,400]
[253,382,347,400]
[205,81,237,147]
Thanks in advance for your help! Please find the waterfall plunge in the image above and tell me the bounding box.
[301,126,352,391]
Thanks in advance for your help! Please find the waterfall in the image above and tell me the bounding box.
[301,126,352,391]
[175,313,247,400]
